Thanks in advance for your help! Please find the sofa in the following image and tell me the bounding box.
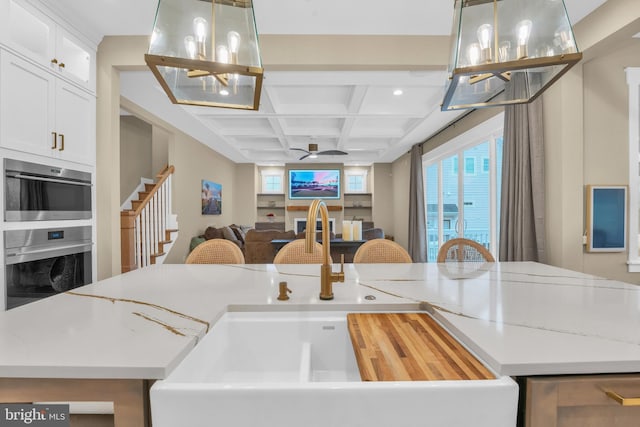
[189,225,295,264]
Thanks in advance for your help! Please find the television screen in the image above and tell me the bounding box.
[288,169,341,200]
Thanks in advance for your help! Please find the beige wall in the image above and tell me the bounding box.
[544,40,640,283]
[234,164,258,227]
[152,126,170,176]
[542,0,640,283]
[391,153,411,250]
[120,115,152,205]
[372,163,395,238]
[164,132,238,263]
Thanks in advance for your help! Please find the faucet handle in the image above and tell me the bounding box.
[336,254,345,283]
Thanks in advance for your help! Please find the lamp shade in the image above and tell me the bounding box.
[441,0,582,111]
[145,0,263,110]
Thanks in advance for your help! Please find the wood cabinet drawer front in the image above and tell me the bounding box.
[527,375,640,427]
[556,375,640,406]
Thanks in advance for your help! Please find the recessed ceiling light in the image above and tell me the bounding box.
[393,89,403,96]
[220,89,230,96]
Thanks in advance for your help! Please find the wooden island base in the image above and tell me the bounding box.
[0,378,151,427]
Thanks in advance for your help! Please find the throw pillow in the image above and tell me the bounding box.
[204,226,224,240]
[221,226,239,243]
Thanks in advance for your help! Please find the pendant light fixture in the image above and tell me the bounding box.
[145,0,264,110]
[441,0,582,111]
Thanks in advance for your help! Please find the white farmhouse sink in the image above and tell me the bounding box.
[151,311,518,427]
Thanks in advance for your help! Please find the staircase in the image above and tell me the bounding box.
[121,165,178,273]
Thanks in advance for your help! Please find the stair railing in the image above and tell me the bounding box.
[121,165,175,273]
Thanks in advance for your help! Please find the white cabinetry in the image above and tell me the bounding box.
[0,0,95,92]
[0,50,95,165]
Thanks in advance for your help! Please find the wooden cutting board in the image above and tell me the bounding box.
[347,312,495,381]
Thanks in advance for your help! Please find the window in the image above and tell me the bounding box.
[344,169,368,193]
[260,169,284,193]
[424,114,504,262]
[464,157,475,175]
[482,157,490,173]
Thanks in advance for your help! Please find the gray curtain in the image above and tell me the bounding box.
[408,144,427,262]
[499,81,546,262]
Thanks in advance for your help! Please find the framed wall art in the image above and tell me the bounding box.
[201,180,222,215]
[586,185,627,252]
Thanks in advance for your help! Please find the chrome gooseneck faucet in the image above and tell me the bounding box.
[305,199,344,300]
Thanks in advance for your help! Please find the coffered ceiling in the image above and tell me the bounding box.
[45,0,607,165]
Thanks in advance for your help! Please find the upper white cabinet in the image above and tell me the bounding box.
[0,0,95,92]
[0,49,95,165]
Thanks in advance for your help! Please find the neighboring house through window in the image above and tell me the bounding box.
[423,113,504,262]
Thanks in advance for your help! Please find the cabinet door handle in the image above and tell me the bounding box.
[50,58,58,65]
[59,62,65,69]
[604,389,640,406]
[51,132,57,149]
[58,134,65,151]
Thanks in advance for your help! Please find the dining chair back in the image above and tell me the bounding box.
[353,239,412,263]
[273,239,330,264]
[436,238,495,263]
[185,239,245,264]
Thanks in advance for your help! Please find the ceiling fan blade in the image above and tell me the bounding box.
[298,153,312,160]
[317,150,348,156]
[290,148,311,153]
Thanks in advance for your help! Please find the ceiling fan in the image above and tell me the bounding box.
[290,143,348,160]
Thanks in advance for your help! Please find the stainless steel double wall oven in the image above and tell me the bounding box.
[3,159,93,309]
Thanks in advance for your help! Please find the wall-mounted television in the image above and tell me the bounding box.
[288,169,340,200]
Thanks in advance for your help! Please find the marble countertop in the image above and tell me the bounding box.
[0,262,639,379]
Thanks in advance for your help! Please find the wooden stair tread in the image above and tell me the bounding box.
[150,252,166,258]
[347,312,495,381]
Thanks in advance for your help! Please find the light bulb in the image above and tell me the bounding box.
[516,19,532,59]
[193,17,208,59]
[216,45,229,64]
[476,24,493,63]
[467,43,481,66]
[499,41,511,62]
[227,31,241,64]
[477,24,492,49]
[193,17,207,43]
[554,26,575,53]
[227,31,241,53]
[184,36,196,59]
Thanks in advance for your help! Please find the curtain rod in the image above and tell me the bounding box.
[413,108,477,152]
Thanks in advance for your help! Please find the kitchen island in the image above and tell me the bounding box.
[0,262,639,426]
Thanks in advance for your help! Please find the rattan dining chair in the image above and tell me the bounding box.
[353,239,412,263]
[185,239,246,264]
[273,239,331,264]
[436,238,495,263]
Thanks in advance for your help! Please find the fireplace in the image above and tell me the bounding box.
[294,218,335,234]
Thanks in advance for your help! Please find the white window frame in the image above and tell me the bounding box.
[626,68,640,271]
[260,169,284,194]
[423,113,504,259]
[344,169,368,193]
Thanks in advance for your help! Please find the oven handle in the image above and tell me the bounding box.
[5,243,92,265]
[7,173,92,187]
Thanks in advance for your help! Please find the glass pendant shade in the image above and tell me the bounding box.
[441,0,582,111]
[145,0,263,110]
